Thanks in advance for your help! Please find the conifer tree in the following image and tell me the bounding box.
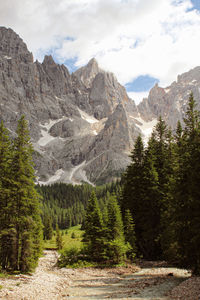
[0,121,16,269]
[106,194,127,263]
[56,224,63,250]
[9,116,43,271]
[173,93,200,273]
[123,209,136,259]
[83,191,105,261]
[138,137,161,259]
[43,216,53,240]
[147,118,176,259]
[122,135,144,217]
[122,119,176,260]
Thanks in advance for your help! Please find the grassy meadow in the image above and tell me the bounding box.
[44,225,83,250]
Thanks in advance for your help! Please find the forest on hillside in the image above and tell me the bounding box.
[38,180,121,229]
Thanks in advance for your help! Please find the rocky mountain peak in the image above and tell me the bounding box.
[1,26,200,185]
[0,27,33,63]
[177,66,200,84]
[87,57,99,68]
[74,57,102,88]
[42,55,57,66]
[138,66,200,129]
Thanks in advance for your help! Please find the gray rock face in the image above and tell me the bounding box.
[138,67,200,130]
[0,27,139,185]
[1,26,200,185]
[74,58,101,88]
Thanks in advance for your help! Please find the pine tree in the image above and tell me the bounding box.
[83,191,105,262]
[106,194,127,263]
[123,209,136,259]
[0,121,16,269]
[138,137,161,259]
[146,117,175,259]
[122,134,162,259]
[173,93,200,274]
[56,224,63,250]
[122,135,144,217]
[43,216,53,240]
[9,116,43,271]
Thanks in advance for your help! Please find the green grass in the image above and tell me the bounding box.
[0,272,12,278]
[44,225,83,250]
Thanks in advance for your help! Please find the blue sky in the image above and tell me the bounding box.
[125,76,159,93]
[1,0,200,104]
[190,0,200,10]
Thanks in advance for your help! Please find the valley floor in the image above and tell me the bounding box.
[0,251,199,300]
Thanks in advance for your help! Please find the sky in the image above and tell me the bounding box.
[0,0,200,104]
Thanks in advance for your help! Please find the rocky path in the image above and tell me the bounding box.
[0,251,69,299]
[64,265,190,299]
[0,250,199,300]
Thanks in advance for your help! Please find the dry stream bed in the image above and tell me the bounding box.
[0,250,199,300]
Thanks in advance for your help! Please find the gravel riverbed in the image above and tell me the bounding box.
[0,250,199,300]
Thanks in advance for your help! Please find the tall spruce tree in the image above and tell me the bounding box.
[0,121,13,228]
[9,116,43,272]
[122,134,162,259]
[123,209,136,259]
[0,121,16,269]
[106,194,127,263]
[147,117,176,259]
[122,135,144,218]
[139,137,161,259]
[83,191,105,262]
[43,216,53,240]
[56,224,63,250]
[173,93,200,274]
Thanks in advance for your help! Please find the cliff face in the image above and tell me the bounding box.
[1,26,200,185]
[138,67,200,129]
[0,27,139,185]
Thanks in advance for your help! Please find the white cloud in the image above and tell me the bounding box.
[0,0,200,89]
[128,91,149,105]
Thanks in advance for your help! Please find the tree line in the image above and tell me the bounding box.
[38,181,121,234]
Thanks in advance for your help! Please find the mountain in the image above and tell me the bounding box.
[138,68,200,128]
[1,27,200,185]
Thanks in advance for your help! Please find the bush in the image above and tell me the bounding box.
[71,232,76,239]
[59,247,84,267]
[105,238,128,264]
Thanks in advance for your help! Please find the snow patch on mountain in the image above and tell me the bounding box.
[38,169,65,185]
[78,108,99,124]
[38,117,73,146]
[38,130,56,146]
[60,161,95,186]
[133,116,157,144]
[40,117,68,131]
[165,88,170,93]
[4,56,12,60]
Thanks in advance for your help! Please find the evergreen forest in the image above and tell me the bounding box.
[0,93,200,274]
[122,93,200,274]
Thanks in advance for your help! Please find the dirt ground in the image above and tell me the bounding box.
[0,250,199,300]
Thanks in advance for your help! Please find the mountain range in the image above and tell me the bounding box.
[1,26,200,185]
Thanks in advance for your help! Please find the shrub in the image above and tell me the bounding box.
[59,246,84,267]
